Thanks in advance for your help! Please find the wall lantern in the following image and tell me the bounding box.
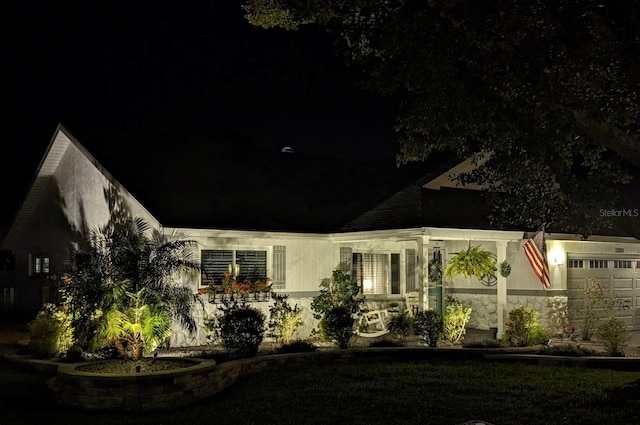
[549,247,565,266]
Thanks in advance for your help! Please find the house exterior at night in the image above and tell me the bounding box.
[2,124,640,346]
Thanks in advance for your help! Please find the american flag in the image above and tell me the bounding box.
[523,229,550,289]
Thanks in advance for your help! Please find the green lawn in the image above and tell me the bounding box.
[1,354,639,425]
[1,321,639,424]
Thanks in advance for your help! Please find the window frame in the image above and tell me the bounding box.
[30,255,50,276]
[200,247,269,286]
[352,251,401,295]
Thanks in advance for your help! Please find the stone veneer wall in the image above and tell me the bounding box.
[52,358,218,411]
[450,293,568,333]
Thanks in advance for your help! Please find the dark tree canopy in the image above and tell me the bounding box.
[243,0,640,238]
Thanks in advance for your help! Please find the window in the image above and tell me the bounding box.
[352,253,400,295]
[568,259,584,269]
[613,260,633,269]
[32,256,50,275]
[589,260,608,269]
[201,249,267,285]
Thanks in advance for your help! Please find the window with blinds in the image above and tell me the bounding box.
[236,250,267,280]
[201,249,266,285]
[352,252,400,295]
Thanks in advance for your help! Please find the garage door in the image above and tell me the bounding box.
[567,257,640,330]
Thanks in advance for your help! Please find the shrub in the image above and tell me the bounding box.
[504,306,549,347]
[63,344,85,362]
[576,278,630,341]
[267,293,304,345]
[596,317,630,356]
[311,269,364,339]
[27,304,73,359]
[529,323,552,346]
[217,304,266,357]
[442,298,472,343]
[324,306,355,349]
[386,310,412,342]
[413,310,443,347]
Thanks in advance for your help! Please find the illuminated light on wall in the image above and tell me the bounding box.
[549,247,565,266]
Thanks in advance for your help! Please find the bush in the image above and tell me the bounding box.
[311,269,364,339]
[387,310,412,342]
[267,293,304,345]
[27,304,73,359]
[413,310,443,347]
[504,306,549,347]
[528,323,552,346]
[217,304,266,357]
[442,298,472,343]
[596,317,630,356]
[324,306,355,349]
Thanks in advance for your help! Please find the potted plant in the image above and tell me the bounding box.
[254,277,272,301]
[444,244,497,282]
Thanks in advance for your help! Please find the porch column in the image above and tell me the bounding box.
[496,240,508,337]
[418,236,430,311]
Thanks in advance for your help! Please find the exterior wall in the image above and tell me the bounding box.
[445,239,564,331]
[3,131,158,316]
[169,296,320,347]
[5,128,640,341]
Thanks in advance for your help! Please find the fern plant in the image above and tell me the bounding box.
[444,245,497,280]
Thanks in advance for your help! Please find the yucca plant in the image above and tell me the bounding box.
[444,244,497,280]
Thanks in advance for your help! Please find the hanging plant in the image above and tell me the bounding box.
[500,261,512,278]
[444,245,497,281]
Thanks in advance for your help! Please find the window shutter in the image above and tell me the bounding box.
[272,245,286,290]
[406,249,416,292]
[391,253,400,294]
[340,247,352,272]
[352,252,363,286]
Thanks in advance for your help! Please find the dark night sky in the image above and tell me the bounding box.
[2,1,401,228]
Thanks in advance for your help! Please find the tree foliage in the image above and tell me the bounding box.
[62,217,202,352]
[243,0,640,237]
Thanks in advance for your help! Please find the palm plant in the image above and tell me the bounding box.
[94,281,172,360]
[62,217,202,355]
